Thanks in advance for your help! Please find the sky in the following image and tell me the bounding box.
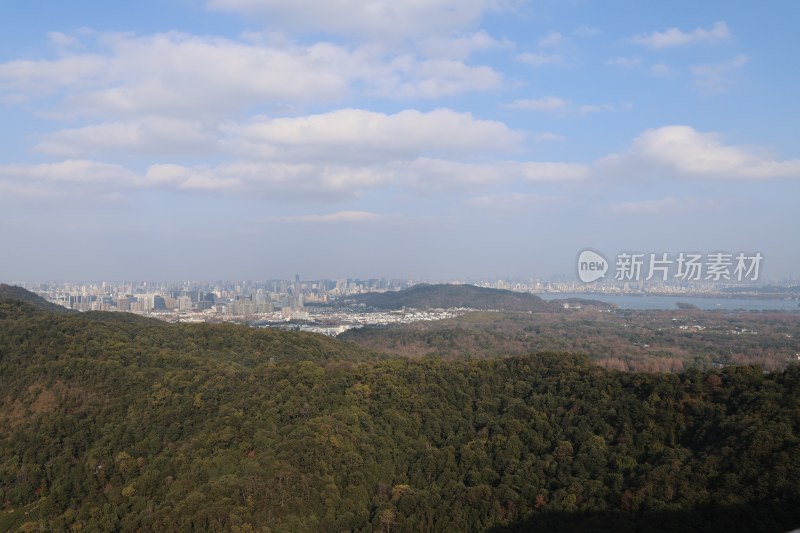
[1,0,799,282]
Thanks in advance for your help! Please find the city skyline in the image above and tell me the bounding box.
[1,1,799,281]
[11,277,800,330]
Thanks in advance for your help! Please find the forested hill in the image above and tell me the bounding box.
[0,284,76,315]
[0,289,380,367]
[1,290,800,532]
[347,283,556,311]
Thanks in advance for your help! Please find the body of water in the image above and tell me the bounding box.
[540,293,800,311]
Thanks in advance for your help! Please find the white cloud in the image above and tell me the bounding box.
[0,159,140,184]
[519,162,589,181]
[34,107,525,177]
[145,161,391,196]
[417,159,588,189]
[35,117,216,157]
[691,55,748,93]
[578,103,621,114]
[48,31,81,49]
[144,163,243,191]
[538,31,566,48]
[223,108,524,162]
[415,159,479,187]
[465,192,563,211]
[0,31,503,118]
[515,52,563,67]
[0,159,142,199]
[207,0,503,41]
[9,122,796,205]
[0,181,62,199]
[598,125,800,180]
[123,107,584,196]
[370,57,503,98]
[649,62,674,77]
[505,96,569,111]
[532,132,566,143]
[416,30,512,60]
[607,196,714,215]
[404,159,588,188]
[506,97,626,115]
[79,33,353,115]
[0,32,349,115]
[516,28,574,68]
[631,21,731,48]
[578,104,611,114]
[273,211,387,223]
[0,54,106,101]
[606,56,641,68]
[573,25,602,38]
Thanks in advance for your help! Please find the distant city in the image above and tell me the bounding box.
[4,276,797,335]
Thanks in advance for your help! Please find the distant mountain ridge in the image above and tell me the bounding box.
[346,283,556,311]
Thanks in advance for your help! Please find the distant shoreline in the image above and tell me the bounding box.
[538,292,800,311]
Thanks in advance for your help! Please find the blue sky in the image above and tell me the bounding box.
[1,0,798,281]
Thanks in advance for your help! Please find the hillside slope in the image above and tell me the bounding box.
[0,284,76,315]
[1,290,799,532]
[347,283,555,311]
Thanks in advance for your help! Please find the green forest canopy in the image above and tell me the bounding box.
[1,290,799,532]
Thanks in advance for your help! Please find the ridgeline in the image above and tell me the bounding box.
[0,284,77,315]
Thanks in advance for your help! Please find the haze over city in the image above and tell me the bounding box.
[1,1,798,281]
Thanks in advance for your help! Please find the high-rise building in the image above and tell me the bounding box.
[177,296,192,312]
[116,297,131,312]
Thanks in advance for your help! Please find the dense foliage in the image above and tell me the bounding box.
[0,285,76,315]
[345,284,558,312]
[341,309,800,372]
[2,294,800,532]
